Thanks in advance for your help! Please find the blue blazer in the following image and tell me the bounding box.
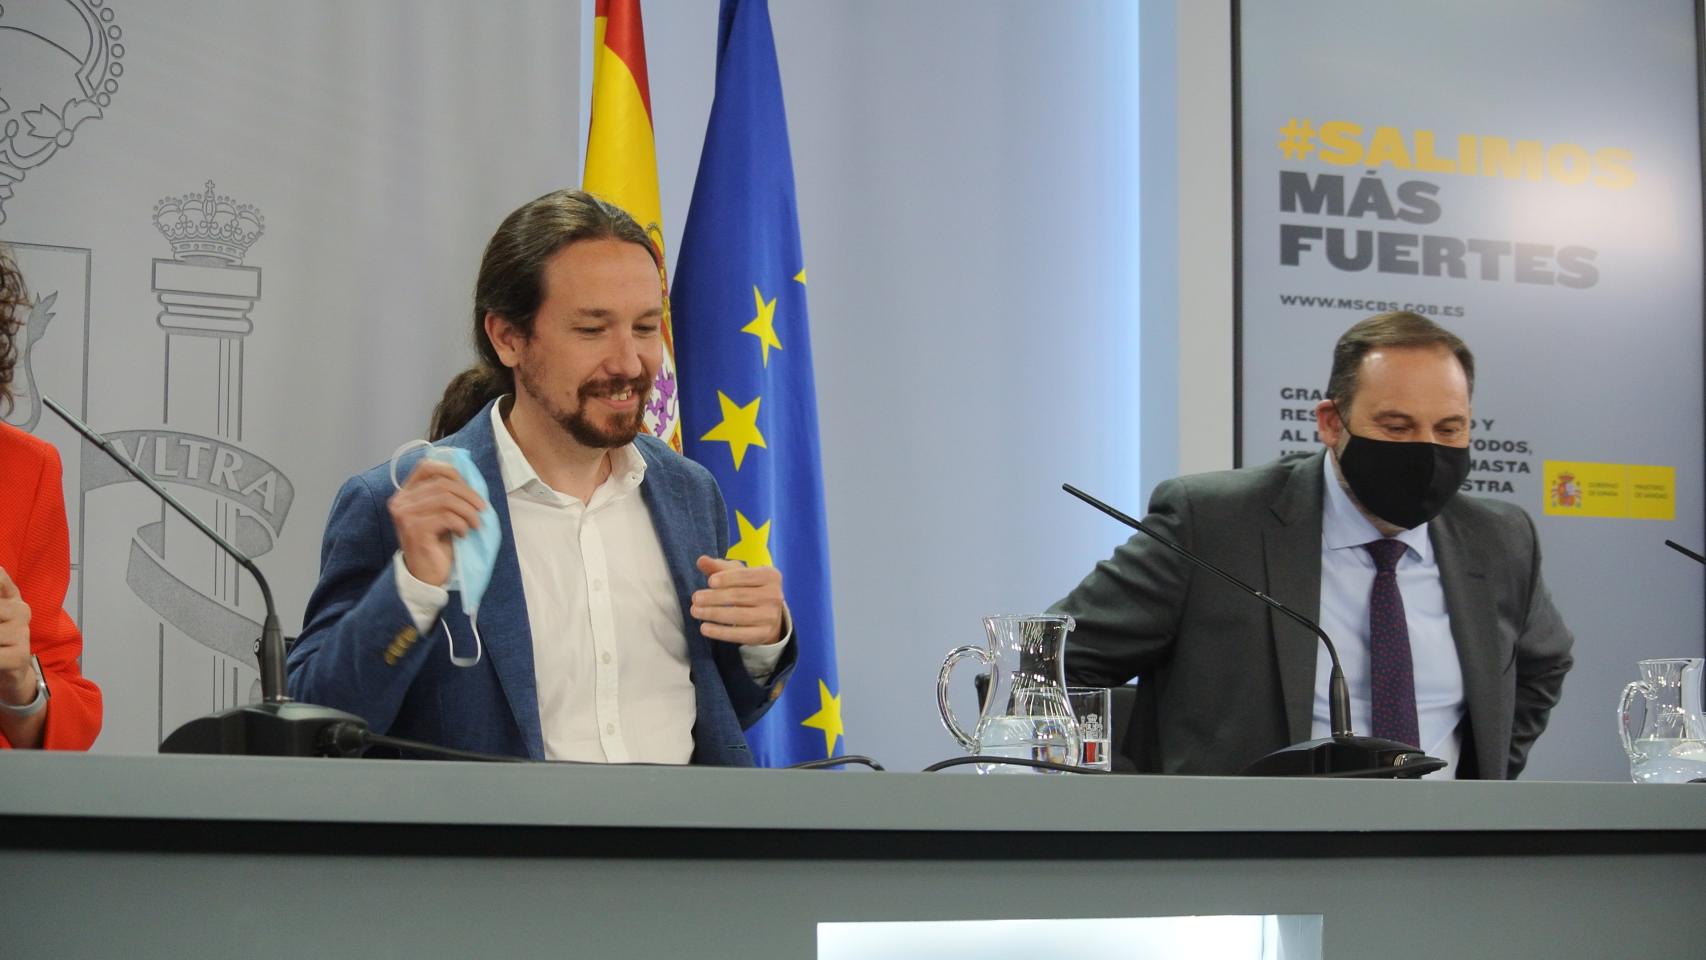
[287,401,794,765]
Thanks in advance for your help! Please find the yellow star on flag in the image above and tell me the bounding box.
[793,267,807,285]
[741,285,783,366]
[699,391,766,470]
[800,678,844,757]
[725,511,774,568]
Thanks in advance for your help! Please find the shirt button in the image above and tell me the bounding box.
[601,651,612,664]
[605,723,616,735]
[592,579,605,591]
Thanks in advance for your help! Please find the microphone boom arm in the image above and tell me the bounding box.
[1062,483,1353,737]
[42,395,287,704]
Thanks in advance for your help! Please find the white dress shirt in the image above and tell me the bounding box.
[394,402,789,763]
[1312,452,1465,778]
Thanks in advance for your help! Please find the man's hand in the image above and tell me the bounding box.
[692,556,785,646]
[0,567,37,705]
[388,459,485,587]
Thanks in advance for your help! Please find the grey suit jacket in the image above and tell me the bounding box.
[1056,451,1574,778]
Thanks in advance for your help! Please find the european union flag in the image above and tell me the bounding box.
[674,0,842,766]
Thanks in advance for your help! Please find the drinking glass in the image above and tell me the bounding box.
[1066,686,1112,772]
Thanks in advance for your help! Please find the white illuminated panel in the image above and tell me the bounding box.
[819,915,1323,959]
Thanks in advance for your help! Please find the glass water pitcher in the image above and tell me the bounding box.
[1618,657,1706,784]
[937,614,1082,774]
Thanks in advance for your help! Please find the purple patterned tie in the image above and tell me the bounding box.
[1365,538,1420,748]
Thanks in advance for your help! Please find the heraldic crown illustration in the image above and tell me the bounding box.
[152,180,265,264]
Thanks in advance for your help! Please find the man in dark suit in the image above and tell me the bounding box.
[288,190,794,764]
[1057,312,1573,778]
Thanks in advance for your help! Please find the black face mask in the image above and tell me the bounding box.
[1336,431,1471,529]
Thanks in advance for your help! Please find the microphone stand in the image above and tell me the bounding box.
[1062,483,1443,778]
[44,396,369,757]
[1664,539,1706,565]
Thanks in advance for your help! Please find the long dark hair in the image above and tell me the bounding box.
[0,245,27,416]
[428,189,660,440]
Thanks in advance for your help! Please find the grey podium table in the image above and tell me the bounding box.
[2,752,1703,959]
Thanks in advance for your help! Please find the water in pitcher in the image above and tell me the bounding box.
[977,715,1077,774]
[1629,738,1706,783]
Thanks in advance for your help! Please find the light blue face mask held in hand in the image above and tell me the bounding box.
[390,440,500,667]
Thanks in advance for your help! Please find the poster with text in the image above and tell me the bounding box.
[1238,0,1703,780]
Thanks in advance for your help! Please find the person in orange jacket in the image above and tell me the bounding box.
[0,245,102,749]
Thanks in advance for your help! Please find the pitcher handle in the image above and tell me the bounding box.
[1618,680,1647,759]
[938,644,998,752]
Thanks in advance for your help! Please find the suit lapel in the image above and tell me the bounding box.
[1430,505,1506,778]
[449,404,544,759]
[635,443,708,660]
[1264,453,1327,744]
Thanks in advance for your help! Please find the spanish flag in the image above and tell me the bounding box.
[583,0,680,450]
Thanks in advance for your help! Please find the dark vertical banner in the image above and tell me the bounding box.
[1237,0,1704,780]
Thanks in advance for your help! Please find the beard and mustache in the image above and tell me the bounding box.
[515,355,653,450]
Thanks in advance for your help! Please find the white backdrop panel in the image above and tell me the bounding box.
[1,0,581,753]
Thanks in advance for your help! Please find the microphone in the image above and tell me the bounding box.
[1665,539,1706,565]
[43,395,370,757]
[1062,483,1444,779]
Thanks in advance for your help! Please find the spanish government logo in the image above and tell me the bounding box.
[78,180,296,719]
[1549,472,1583,509]
[0,0,125,224]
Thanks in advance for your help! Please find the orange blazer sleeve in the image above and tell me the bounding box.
[0,426,102,749]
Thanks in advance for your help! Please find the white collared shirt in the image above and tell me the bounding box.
[1312,452,1465,778]
[393,402,789,763]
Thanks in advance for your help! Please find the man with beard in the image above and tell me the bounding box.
[289,190,794,764]
[1056,312,1573,778]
